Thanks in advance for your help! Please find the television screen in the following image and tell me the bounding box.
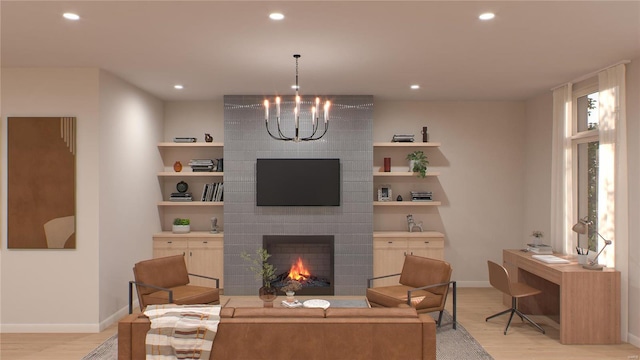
[256,158,340,206]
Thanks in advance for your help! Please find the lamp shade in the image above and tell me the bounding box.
[572,221,588,234]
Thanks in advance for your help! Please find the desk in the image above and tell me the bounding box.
[503,249,620,344]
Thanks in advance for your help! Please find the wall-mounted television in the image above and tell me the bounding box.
[256,158,340,206]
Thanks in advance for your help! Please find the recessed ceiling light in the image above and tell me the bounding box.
[410,85,420,90]
[269,13,285,21]
[63,13,80,21]
[479,12,495,21]
[174,85,184,90]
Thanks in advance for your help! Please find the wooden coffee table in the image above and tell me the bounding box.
[222,295,371,308]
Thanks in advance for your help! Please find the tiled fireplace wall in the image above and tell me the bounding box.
[223,95,373,295]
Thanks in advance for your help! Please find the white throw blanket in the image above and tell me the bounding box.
[144,304,221,360]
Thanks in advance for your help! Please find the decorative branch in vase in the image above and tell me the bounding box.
[241,248,278,306]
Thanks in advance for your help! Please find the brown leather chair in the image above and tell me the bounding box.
[485,260,545,335]
[366,254,456,329]
[128,254,220,314]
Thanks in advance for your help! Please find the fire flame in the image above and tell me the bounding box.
[288,257,311,281]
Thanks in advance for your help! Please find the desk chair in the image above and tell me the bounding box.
[486,260,545,335]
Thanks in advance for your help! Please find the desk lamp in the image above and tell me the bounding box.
[571,217,612,270]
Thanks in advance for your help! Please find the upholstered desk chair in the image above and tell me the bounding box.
[128,254,220,314]
[366,254,456,329]
[485,260,545,335]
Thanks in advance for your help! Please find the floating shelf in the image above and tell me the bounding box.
[158,142,224,148]
[373,201,441,206]
[373,142,441,147]
[373,171,440,177]
[158,201,224,206]
[158,172,224,177]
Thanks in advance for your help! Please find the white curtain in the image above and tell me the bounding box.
[597,64,627,270]
[550,84,573,254]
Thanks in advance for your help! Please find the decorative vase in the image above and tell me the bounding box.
[408,160,415,173]
[285,291,295,303]
[383,157,391,172]
[173,161,182,172]
[258,286,277,307]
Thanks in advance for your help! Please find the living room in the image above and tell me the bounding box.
[1,1,639,357]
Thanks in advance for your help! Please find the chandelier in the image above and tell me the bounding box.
[264,54,330,142]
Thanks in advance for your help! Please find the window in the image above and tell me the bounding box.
[572,85,599,251]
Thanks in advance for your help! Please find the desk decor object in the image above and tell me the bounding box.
[378,185,392,201]
[572,217,612,270]
[303,299,331,309]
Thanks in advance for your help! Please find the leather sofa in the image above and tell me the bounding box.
[118,306,436,360]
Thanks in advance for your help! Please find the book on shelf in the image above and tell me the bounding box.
[173,137,196,143]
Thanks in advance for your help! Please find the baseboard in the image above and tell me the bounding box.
[454,281,491,288]
[1,302,135,333]
[628,332,640,348]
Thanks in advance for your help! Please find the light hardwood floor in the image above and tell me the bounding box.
[1,288,638,360]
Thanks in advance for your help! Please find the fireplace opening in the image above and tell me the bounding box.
[263,235,334,296]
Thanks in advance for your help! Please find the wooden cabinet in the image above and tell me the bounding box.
[153,232,224,288]
[372,231,444,286]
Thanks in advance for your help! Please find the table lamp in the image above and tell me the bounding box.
[571,217,612,270]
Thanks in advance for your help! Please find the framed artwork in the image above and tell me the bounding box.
[377,184,392,202]
[7,117,76,249]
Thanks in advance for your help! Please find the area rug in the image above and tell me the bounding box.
[83,310,493,360]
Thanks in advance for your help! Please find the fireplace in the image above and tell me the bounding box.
[263,235,334,296]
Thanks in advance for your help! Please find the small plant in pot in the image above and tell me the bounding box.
[280,280,302,302]
[406,150,429,178]
[172,218,191,234]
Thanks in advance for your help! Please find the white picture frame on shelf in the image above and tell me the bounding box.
[377,185,392,202]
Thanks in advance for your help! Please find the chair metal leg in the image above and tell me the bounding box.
[486,297,545,335]
[486,308,512,321]
[515,309,545,334]
[504,309,516,335]
[437,310,444,327]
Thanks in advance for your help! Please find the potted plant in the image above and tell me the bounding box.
[172,218,191,234]
[241,248,278,306]
[406,150,429,178]
[280,280,302,302]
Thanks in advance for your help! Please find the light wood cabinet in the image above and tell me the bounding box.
[153,232,224,288]
[372,231,444,286]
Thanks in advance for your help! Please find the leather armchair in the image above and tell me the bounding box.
[366,254,456,329]
[128,254,220,314]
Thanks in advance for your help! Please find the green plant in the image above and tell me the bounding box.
[173,218,190,226]
[406,150,429,178]
[241,248,277,288]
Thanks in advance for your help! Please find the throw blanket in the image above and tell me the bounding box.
[144,304,221,360]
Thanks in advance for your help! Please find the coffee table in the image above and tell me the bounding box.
[222,295,371,308]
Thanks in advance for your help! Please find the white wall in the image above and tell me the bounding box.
[164,101,224,143]
[1,68,101,331]
[374,101,526,285]
[97,71,164,327]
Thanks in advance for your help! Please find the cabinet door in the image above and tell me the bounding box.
[408,238,444,260]
[153,238,188,259]
[373,239,408,287]
[187,239,224,288]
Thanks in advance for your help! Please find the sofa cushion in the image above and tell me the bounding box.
[232,307,325,318]
[142,284,219,306]
[366,285,442,311]
[325,307,418,318]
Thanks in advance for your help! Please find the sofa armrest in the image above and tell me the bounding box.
[367,273,401,288]
[188,273,220,288]
[128,280,174,314]
[418,314,437,360]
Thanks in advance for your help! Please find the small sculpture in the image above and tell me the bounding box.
[396,195,403,201]
[407,214,423,232]
[205,133,213,142]
[210,217,218,234]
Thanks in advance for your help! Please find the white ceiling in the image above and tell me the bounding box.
[2,1,639,102]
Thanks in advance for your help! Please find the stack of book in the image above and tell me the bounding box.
[189,159,214,172]
[173,137,196,143]
[392,134,415,142]
[201,182,224,202]
[527,243,553,254]
[410,191,433,201]
[170,192,193,201]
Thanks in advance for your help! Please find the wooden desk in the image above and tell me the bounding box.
[503,249,620,344]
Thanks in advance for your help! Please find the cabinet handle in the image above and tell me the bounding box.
[424,241,430,244]
[404,251,407,256]
[388,241,393,244]
[182,251,186,256]
[167,241,172,244]
[190,251,193,257]
[203,241,208,244]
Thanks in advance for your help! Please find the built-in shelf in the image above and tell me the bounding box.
[373,142,441,147]
[158,142,224,148]
[158,201,224,206]
[153,231,224,238]
[373,171,440,177]
[373,201,441,206]
[158,172,224,177]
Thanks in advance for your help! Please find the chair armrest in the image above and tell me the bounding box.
[407,280,457,330]
[367,273,401,288]
[128,280,174,314]
[407,280,455,294]
[188,273,220,288]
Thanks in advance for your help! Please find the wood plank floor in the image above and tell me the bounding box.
[1,288,638,359]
